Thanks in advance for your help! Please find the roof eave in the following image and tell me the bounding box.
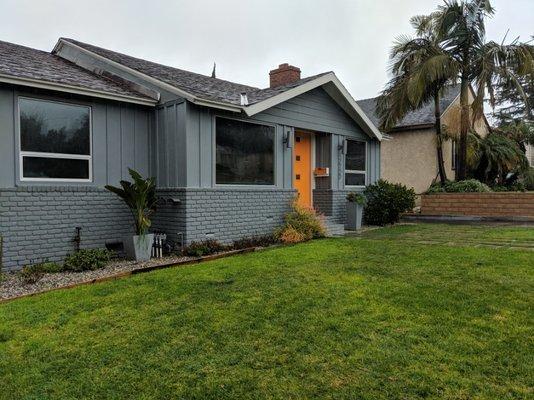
[55,39,245,113]
[190,98,242,112]
[244,73,383,141]
[0,73,157,106]
[389,123,435,132]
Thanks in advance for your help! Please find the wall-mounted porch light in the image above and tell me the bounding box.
[283,128,293,148]
[339,138,348,154]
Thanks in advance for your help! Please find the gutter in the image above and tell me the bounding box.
[0,73,157,106]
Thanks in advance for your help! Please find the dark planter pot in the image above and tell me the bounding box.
[346,202,363,230]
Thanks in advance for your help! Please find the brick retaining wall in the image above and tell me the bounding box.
[421,192,534,218]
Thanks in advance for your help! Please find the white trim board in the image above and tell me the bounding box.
[0,74,156,107]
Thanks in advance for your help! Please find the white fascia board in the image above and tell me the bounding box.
[55,39,243,113]
[322,76,383,141]
[0,74,157,106]
[244,72,383,141]
[191,98,242,112]
[55,39,195,101]
[244,73,334,116]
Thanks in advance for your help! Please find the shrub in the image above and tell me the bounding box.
[39,261,63,273]
[275,202,326,244]
[18,261,63,285]
[231,235,278,250]
[445,179,491,193]
[363,180,416,226]
[426,181,448,194]
[183,240,226,257]
[278,226,307,244]
[520,168,534,191]
[63,249,112,272]
[427,179,491,194]
[492,182,526,192]
[19,264,45,285]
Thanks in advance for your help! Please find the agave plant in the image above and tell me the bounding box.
[105,169,157,236]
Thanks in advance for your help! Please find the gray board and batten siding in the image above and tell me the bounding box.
[0,84,153,270]
[0,84,153,188]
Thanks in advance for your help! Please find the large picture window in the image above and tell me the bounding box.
[19,98,92,181]
[345,139,366,186]
[216,117,275,185]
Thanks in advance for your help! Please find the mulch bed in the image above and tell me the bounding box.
[0,248,255,302]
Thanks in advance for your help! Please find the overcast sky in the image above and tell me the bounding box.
[0,0,532,99]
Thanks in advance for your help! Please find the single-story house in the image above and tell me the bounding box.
[357,86,490,194]
[0,38,382,270]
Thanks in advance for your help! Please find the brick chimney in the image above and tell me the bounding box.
[269,63,301,88]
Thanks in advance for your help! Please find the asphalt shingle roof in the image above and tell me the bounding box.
[0,40,153,101]
[357,85,461,131]
[60,38,331,106]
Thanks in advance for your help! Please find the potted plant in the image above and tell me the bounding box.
[346,192,366,230]
[105,169,157,262]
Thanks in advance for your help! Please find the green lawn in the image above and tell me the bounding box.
[1,224,533,399]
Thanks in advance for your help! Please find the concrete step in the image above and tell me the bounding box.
[323,217,346,237]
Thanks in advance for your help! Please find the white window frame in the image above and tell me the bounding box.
[18,97,93,183]
[213,115,277,187]
[344,139,367,188]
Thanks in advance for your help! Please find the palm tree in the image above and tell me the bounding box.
[468,131,528,184]
[430,0,534,180]
[378,15,457,185]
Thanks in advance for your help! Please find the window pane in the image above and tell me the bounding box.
[345,172,366,186]
[346,140,366,171]
[22,157,89,179]
[20,98,90,155]
[216,118,274,185]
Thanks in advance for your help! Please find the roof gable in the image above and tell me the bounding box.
[255,87,367,138]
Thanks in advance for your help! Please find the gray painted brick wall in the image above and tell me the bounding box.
[0,187,134,271]
[151,189,187,247]
[313,189,358,224]
[184,189,295,244]
[1,187,296,270]
[152,188,296,247]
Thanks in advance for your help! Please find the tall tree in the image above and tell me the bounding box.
[378,15,458,184]
[494,74,533,125]
[430,0,534,180]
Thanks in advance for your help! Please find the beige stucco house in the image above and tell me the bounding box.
[358,86,490,194]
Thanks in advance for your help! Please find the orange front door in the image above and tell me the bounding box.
[293,131,312,208]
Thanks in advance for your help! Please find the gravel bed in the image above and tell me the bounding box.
[0,254,193,301]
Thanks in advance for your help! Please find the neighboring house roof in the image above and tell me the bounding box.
[54,38,382,140]
[357,85,461,131]
[0,40,156,106]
